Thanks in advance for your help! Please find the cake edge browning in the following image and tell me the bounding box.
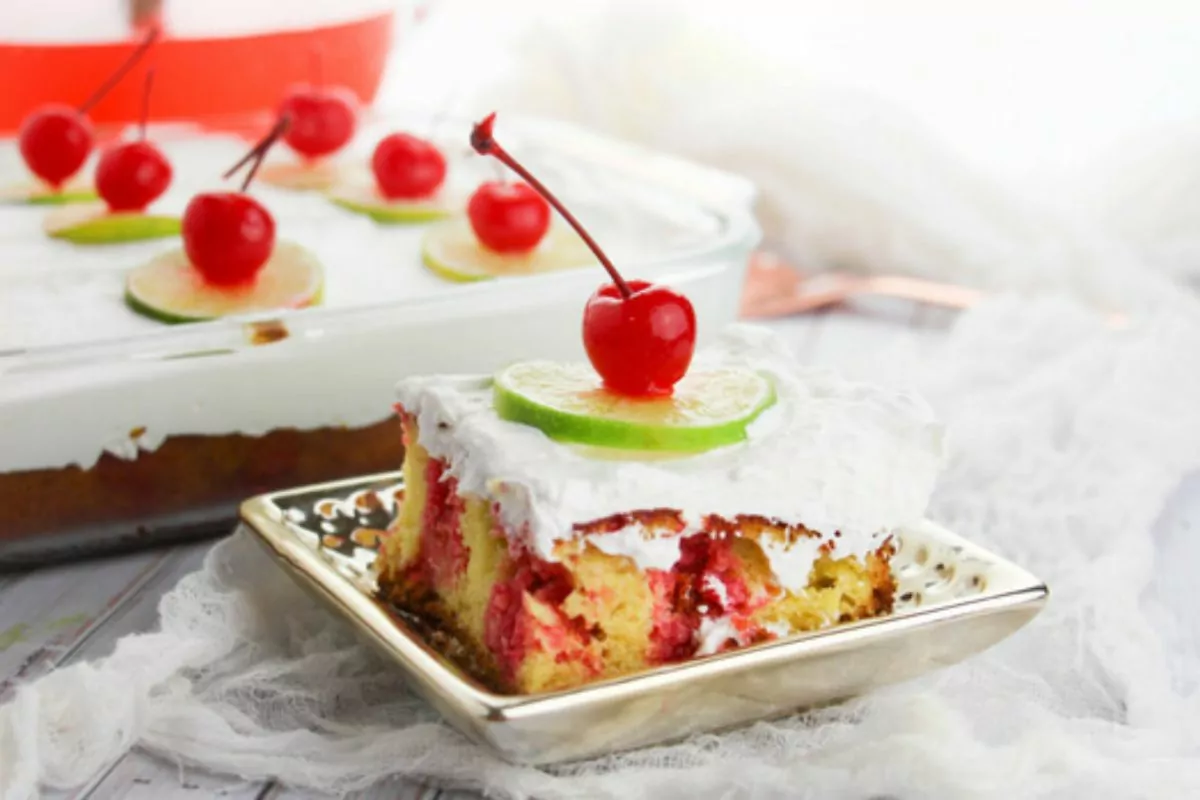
[0,417,404,547]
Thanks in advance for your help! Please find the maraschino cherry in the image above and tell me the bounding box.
[372,133,447,200]
[469,112,696,396]
[467,181,550,254]
[277,52,358,161]
[182,116,291,286]
[94,69,172,212]
[278,86,357,161]
[17,27,159,190]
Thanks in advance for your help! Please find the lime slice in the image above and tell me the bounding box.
[0,180,97,206]
[125,241,324,324]
[44,203,180,244]
[421,218,596,283]
[327,181,452,223]
[493,361,776,453]
[259,160,343,192]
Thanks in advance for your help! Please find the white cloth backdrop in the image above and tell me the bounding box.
[3,5,1200,798]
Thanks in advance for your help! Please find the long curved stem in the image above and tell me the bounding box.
[470,112,632,299]
[222,115,292,191]
[79,26,161,115]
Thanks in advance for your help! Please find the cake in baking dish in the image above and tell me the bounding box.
[0,109,735,552]
[376,325,944,694]
[375,113,944,694]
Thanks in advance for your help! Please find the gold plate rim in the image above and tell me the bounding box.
[240,471,1049,760]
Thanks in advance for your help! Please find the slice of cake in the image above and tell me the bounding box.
[376,113,944,694]
[377,325,944,694]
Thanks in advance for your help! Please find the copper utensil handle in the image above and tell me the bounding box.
[739,253,1127,325]
[740,269,986,318]
[858,275,985,310]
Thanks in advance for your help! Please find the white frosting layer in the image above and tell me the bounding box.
[397,325,945,590]
[696,616,743,657]
[586,524,684,572]
[695,615,796,656]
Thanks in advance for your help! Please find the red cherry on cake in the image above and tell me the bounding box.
[278,85,358,160]
[582,281,697,396]
[469,112,697,396]
[372,133,447,200]
[96,141,172,211]
[182,115,291,286]
[16,28,159,189]
[18,106,95,189]
[94,70,172,212]
[183,193,275,286]
[467,181,551,254]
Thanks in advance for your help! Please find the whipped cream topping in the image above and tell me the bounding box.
[397,324,945,590]
[0,126,722,353]
[696,616,744,657]
[586,523,685,572]
[695,615,797,656]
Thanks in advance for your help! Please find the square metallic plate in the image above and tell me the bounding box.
[240,472,1048,766]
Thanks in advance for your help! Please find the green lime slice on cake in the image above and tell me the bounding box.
[493,361,776,453]
[327,182,453,224]
[44,203,180,244]
[125,241,323,324]
[421,218,596,283]
[1,180,98,206]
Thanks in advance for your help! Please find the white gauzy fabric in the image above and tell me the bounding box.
[478,3,1198,310]
[4,5,1200,798]
[1,293,1198,800]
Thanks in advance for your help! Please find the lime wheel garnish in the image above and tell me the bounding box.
[44,203,179,244]
[125,241,322,323]
[421,218,594,282]
[493,361,775,452]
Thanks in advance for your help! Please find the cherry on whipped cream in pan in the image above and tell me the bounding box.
[18,27,160,190]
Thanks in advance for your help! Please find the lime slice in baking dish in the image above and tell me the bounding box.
[327,181,453,223]
[421,218,596,283]
[43,203,180,244]
[0,180,98,206]
[125,241,324,324]
[258,160,343,192]
[493,361,777,453]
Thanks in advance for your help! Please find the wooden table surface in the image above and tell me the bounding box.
[6,304,1190,799]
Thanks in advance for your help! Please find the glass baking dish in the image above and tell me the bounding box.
[0,114,760,567]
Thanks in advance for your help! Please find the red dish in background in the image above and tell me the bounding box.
[0,12,395,137]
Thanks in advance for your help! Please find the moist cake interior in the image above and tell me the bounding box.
[377,417,896,695]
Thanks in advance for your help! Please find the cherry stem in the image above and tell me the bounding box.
[222,115,292,192]
[138,68,155,141]
[470,112,632,299]
[221,115,291,178]
[78,26,160,115]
